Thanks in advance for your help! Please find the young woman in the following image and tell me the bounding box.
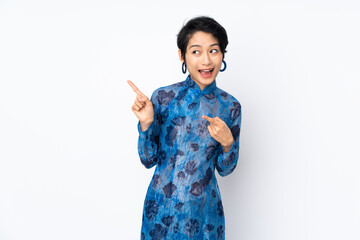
[128,16,242,240]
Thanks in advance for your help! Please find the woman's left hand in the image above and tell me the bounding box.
[201,115,234,152]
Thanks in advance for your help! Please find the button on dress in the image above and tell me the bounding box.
[137,75,242,240]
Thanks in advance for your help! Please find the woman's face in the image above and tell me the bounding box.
[178,31,223,91]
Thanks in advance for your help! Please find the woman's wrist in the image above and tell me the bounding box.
[140,119,154,132]
[221,138,234,153]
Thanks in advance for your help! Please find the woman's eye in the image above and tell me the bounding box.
[210,49,218,53]
[192,50,200,54]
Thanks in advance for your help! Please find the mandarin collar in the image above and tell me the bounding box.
[184,74,217,96]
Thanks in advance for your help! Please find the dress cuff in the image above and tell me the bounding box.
[219,140,235,156]
[137,120,154,135]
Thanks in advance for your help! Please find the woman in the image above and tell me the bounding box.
[128,16,242,240]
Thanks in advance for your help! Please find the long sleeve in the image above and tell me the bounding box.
[215,102,242,177]
[137,90,161,169]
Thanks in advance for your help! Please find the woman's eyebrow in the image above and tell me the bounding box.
[189,43,219,49]
[209,43,219,47]
[189,44,201,49]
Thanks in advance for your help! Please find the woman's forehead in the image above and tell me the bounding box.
[187,31,219,48]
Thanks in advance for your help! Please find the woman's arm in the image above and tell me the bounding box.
[137,90,161,169]
[215,102,242,177]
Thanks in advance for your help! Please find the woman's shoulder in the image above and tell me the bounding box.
[150,79,186,106]
[215,86,242,124]
[154,79,186,93]
[215,85,241,107]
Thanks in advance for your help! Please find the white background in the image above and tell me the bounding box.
[0,0,359,239]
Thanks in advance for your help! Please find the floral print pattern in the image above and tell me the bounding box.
[137,75,242,239]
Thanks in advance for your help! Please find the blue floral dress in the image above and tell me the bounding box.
[137,75,242,240]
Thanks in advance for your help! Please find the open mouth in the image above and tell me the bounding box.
[199,68,214,74]
[199,68,214,78]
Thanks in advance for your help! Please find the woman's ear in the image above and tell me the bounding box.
[178,49,184,62]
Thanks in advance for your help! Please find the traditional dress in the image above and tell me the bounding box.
[137,75,242,240]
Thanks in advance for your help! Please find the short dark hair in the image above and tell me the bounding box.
[177,16,228,62]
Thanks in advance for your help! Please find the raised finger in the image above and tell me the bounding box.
[136,94,148,103]
[201,115,214,123]
[127,80,146,97]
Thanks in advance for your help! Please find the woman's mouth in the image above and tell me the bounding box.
[199,68,214,78]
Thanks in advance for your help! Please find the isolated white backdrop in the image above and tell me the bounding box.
[0,0,359,239]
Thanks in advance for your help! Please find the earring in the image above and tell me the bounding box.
[220,60,227,72]
[182,62,187,74]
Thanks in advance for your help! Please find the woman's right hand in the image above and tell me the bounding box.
[127,80,155,130]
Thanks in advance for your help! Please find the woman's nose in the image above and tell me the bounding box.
[201,53,211,65]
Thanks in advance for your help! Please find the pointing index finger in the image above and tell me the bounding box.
[127,80,145,97]
[201,115,214,122]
